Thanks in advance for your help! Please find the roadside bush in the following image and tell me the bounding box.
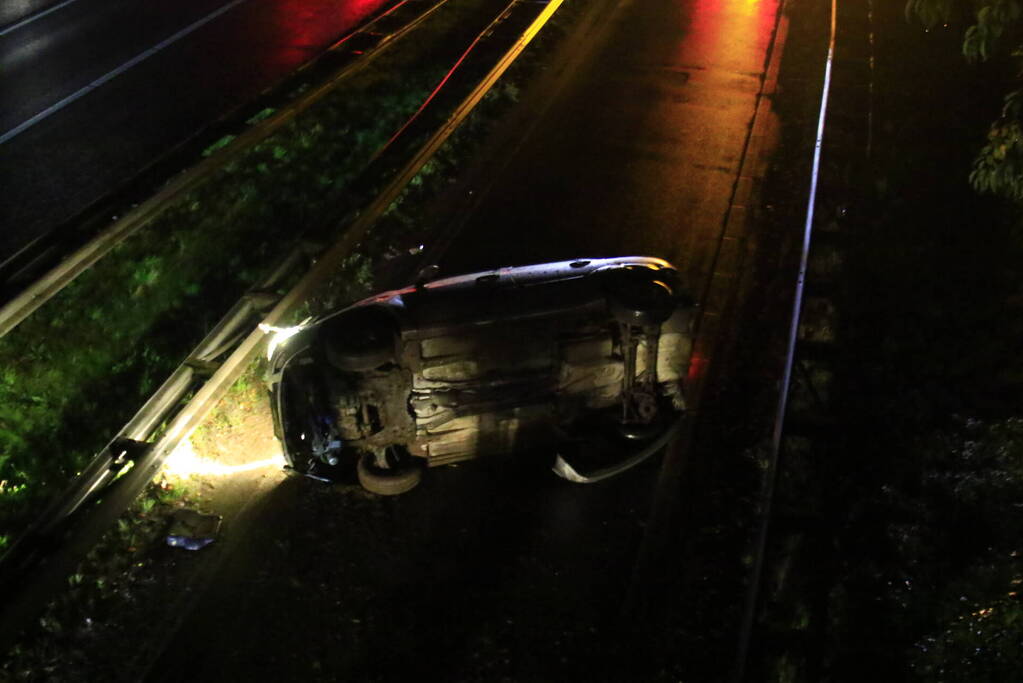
[0,0,497,543]
[905,418,1023,680]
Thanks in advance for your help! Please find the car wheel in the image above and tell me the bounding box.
[321,307,397,371]
[604,268,677,326]
[356,451,423,495]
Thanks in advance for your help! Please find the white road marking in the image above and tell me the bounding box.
[0,0,252,146]
[734,0,837,678]
[0,0,84,38]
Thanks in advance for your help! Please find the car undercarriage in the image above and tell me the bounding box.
[268,258,695,494]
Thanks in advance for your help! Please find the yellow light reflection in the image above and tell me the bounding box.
[681,0,778,69]
[163,438,285,478]
[260,321,308,360]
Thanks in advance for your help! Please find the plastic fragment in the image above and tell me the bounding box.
[166,509,221,551]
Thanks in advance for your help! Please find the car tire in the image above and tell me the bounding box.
[356,452,423,495]
[321,307,397,372]
[604,268,677,326]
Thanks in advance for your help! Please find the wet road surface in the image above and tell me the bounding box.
[0,0,393,259]
[437,0,779,292]
[141,0,794,680]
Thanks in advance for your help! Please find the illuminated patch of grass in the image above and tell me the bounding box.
[3,0,608,674]
[0,0,509,539]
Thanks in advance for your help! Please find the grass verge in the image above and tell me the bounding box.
[3,0,600,673]
[0,0,516,547]
[755,2,1023,678]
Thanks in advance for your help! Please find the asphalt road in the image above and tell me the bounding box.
[437,0,779,290]
[0,0,392,259]
[139,0,811,680]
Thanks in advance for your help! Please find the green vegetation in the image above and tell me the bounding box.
[2,0,593,672]
[0,0,579,547]
[0,0,510,541]
[906,0,1023,200]
[907,419,1023,680]
[188,360,268,452]
[0,476,203,681]
[751,1,1023,677]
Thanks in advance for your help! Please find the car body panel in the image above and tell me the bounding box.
[266,257,695,485]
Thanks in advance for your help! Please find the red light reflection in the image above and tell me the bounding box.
[679,0,778,72]
[265,0,393,67]
[687,351,709,384]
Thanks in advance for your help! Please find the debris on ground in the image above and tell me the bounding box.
[166,509,222,551]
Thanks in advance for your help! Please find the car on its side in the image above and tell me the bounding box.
[265,256,695,494]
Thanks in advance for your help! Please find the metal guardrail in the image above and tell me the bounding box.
[0,0,567,652]
[0,0,451,339]
[0,241,313,645]
[14,246,310,545]
[732,0,838,678]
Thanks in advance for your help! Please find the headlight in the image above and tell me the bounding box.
[260,319,310,361]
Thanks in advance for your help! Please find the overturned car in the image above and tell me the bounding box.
[266,257,696,494]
